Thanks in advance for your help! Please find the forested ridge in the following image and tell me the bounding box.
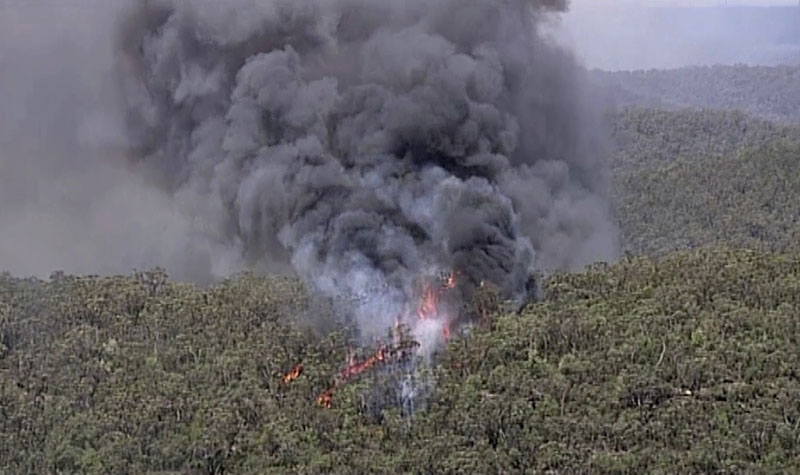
[3,250,800,473]
[4,69,800,472]
[610,108,800,172]
[594,65,800,123]
[611,108,800,257]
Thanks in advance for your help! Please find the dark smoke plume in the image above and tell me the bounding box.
[118,0,618,333]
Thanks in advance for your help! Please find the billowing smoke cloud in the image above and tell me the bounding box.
[117,0,618,331]
[0,0,617,336]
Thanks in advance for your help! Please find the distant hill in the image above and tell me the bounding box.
[592,65,800,123]
[610,108,800,256]
[611,107,800,172]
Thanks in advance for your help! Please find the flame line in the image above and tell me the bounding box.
[316,270,458,408]
[282,363,304,384]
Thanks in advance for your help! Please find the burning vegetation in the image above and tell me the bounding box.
[283,271,462,408]
[281,364,304,384]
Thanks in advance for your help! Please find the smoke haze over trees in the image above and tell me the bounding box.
[0,2,226,281]
[592,65,800,123]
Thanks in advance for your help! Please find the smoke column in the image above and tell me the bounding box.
[0,1,617,336]
[117,0,618,334]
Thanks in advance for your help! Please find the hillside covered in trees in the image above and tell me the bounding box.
[610,108,800,257]
[593,65,800,123]
[3,249,800,473]
[610,108,800,172]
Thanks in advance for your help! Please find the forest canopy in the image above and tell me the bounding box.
[594,65,800,123]
[3,249,800,473]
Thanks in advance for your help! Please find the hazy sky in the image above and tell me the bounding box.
[559,0,800,69]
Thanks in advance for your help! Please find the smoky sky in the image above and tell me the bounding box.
[558,4,800,70]
[1,0,618,332]
[0,2,224,281]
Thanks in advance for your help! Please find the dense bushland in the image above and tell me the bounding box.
[611,108,800,172]
[611,108,800,256]
[593,65,800,122]
[3,249,800,473]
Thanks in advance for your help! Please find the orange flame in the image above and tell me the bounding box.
[282,363,304,384]
[415,271,457,339]
[315,270,458,408]
[317,389,333,408]
[417,285,438,320]
[341,345,388,381]
[315,342,417,408]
